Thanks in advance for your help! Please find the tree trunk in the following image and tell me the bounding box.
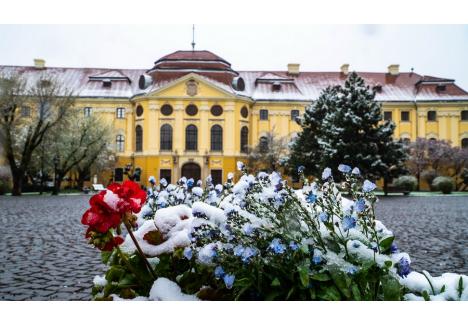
[12,172,23,196]
[416,172,421,191]
[383,177,389,196]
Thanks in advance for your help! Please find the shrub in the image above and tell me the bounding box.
[393,176,417,192]
[432,176,455,194]
[82,164,467,301]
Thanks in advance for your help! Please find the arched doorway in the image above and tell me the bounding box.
[181,162,201,181]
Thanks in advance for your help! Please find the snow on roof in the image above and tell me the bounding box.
[1,64,467,102]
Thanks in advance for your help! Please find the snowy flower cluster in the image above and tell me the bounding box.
[89,165,467,301]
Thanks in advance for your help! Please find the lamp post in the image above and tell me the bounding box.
[53,154,60,195]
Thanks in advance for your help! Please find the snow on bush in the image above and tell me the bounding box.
[84,164,467,301]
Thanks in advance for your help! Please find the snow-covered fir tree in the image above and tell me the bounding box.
[289,72,407,183]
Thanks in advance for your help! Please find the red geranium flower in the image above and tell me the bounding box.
[111,181,147,214]
[81,190,121,233]
[101,236,124,251]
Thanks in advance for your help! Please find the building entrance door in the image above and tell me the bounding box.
[181,162,201,181]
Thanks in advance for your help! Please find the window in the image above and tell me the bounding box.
[241,126,249,154]
[136,105,144,117]
[84,107,92,117]
[102,79,112,88]
[462,138,468,149]
[161,104,173,116]
[260,109,269,120]
[160,169,172,184]
[291,110,300,121]
[427,111,437,121]
[114,168,124,182]
[185,124,198,151]
[186,104,198,116]
[160,124,173,150]
[241,106,249,118]
[211,170,223,186]
[210,124,223,151]
[401,111,410,122]
[21,106,31,117]
[384,111,392,121]
[461,111,468,121]
[116,135,125,152]
[116,107,125,119]
[135,125,143,152]
[210,105,223,116]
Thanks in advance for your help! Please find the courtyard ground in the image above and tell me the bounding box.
[0,194,466,300]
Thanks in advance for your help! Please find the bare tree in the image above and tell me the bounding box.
[0,73,75,195]
[247,131,289,173]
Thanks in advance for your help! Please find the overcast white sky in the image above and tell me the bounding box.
[1,24,467,89]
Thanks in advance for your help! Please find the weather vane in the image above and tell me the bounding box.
[191,24,196,51]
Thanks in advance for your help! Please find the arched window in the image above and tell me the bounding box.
[210,124,223,151]
[116,134,125,152]
[135,125,143,152]
[462,138,468,149]
[259,136,268,152]
[160,124,173,150]
[241,126,249,153]
[185,124,198,151]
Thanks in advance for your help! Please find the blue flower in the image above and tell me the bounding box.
[346,266,358,275]
[187,178,194,188]
[241,247,257,263]
[223,274,235,289]
[390,243,399,254]
[322,167,332,180]
[289,241,299,251]
[338,164,352,173]
[352,167,360,175]
[242,223,254,236]
[183,247,193,260]
[297,165,305,174]
[269,238,286,254]
[342,215,357,231]
[352,241,361,249]
[214,266,225,279]
[354,198,366,213]
[234,245,245,257]
[318,212,328,222]
[370,242,378,252]
[306,193,316,204]
[363,180,377,193]
[397,257,411,278]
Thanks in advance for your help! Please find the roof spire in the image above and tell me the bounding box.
[191,24,196,51]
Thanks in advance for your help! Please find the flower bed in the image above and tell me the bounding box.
[82,163,468,301]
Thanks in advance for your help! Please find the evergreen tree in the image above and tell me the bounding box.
[289,72,407,183]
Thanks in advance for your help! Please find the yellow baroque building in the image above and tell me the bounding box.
[1,51,468,186]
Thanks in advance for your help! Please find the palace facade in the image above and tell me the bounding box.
[1,50,468,186]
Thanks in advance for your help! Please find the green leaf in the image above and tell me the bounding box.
[330,270,352,299]
[310,272,331,282]
[271,278,281,287]
[379,236,395,252]
[101,251,113,264]
[440,285,446,293]
[384,260,393,269]
[106,266,125,282]
[118,274,137,288]
[422,290,430,301]
[298,266,310,287]
[457,276,464,299]
[351,284,362,300]
[286,287,295,300]
[318,286,342,301]
[381,275,401,301]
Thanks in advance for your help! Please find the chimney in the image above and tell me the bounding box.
[340,64,349,75]
[387,64,399,76]
[287,63,300,76]
[34,58,45,69]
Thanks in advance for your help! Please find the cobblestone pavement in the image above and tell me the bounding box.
[375,196,468,276]
[0,195,105,301]
[0,194,467,300]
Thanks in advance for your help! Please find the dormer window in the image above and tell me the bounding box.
[436,84,446,92]
[272,82,281,91]
[103,79,112,88]
[373,84,382,92]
